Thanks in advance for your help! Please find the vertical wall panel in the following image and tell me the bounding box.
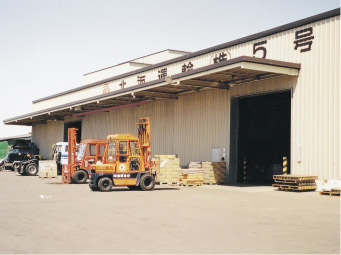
[32,121,64,159]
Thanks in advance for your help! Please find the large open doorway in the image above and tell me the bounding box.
[64,121,82,143]
[232,91,291,184]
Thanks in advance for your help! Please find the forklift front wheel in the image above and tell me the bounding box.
[98,177,113,192]
[140,174,155,191]
[73,170,88,184]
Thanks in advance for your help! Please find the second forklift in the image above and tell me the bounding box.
[89,117,155,192]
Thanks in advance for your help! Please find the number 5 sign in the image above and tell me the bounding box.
[253,40,267,59]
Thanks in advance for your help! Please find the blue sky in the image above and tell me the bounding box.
[0,0,339,137]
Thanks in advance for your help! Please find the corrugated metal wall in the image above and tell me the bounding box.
[173,89,230,165]
[80,89,230,167]
[32,121,64,159]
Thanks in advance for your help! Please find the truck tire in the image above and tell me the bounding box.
[73,170,88,184]
[98,177,113,192]
[25,163,38,176]
[140,174,155,191]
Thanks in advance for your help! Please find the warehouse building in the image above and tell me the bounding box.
[4,8,340,183]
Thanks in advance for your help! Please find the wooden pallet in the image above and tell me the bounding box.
[320,191,341,196]
[273,184,316,191]
[274,182,316,186]
[156,182,179,186]
[180,184,202,187]
[273,175,318,181]
[275,179,317,184]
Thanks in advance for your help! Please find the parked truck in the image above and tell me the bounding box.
[0,150,40,173]
[88,117,155,192]
[53,142,68,175]
[17,156,40,176]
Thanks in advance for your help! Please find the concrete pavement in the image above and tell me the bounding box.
[0,171,339,254]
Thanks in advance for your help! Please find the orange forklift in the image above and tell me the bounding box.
[88,117,155,192]
[74,139,107,183]
[62,129,106,184]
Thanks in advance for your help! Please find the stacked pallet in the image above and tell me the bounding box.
[320,188,341,196]
[154,155,180,185]
[180,162,204,186]
[202,161,226,185]
[272,175,317,191]
[318,180,341,196]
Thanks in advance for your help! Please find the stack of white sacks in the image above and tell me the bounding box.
[315,179,341,192]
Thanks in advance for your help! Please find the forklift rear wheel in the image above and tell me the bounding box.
[98,177,113,192]
[140,174,155,191]
[73,170,88,184]
[25,163,38,176]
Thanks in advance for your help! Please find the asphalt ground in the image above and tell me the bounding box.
[0,171,340,254]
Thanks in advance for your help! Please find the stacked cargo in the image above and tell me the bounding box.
[180,162,204,186]
[201,162,216,184]
[272,175,318,191]
[38,160,57,178]
[202,161,226,185]
[188,162,202,169]
[213,162,227,184]
[154,155,180,185]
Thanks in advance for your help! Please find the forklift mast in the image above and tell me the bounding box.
[137,117,151,171]
[68,128,77,166]
[62,128,77,183]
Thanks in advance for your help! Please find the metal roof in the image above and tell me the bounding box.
[0,133,32,142]
[4,56,300,126]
